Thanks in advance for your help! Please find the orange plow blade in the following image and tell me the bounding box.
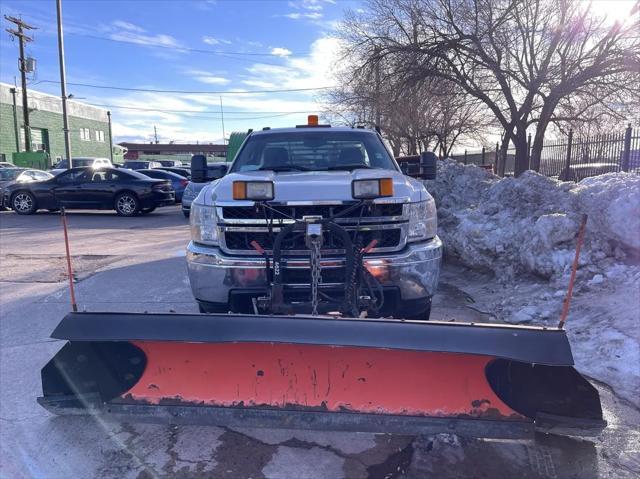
[38,313,605,438]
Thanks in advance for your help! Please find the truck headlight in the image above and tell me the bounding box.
[352,178,393,199]
[190,203,219,245]
[407,199,437,242]
[233,181,274,200]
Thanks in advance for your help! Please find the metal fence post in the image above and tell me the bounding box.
[527,133,532,171]
[494,142,499,174]
[622,123,632,172]
[564,129,574,176]
[481,146,485,166]
[464,149,467,165]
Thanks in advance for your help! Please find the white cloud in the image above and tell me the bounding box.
[194,0,218,12]
[242,79,278,88]
[103,35,343,142]
[270,47,292,57]
[280,12,323,20]
[112,20,145,32]
[186,69,231,85]
[101,20,182,49]
[202,36,232,45]
[110,31,182,48]
[198,76,231,85]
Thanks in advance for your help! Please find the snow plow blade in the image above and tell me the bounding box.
[38,312,605,438]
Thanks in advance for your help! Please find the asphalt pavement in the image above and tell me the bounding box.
[0,206,637,478]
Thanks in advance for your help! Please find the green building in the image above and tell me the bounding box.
[0,82,112,166]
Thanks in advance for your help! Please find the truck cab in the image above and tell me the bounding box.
[186,121,442,319]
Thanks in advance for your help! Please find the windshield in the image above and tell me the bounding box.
[230,131,398,173]
[0,169,24,180]
[56,159,94,168]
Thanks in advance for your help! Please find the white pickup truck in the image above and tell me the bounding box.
[186,121,442,319]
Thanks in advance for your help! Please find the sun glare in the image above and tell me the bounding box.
[586,0,639,24]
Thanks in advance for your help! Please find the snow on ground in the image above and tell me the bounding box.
[425,161,640,406]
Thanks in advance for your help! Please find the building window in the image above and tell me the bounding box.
[94,130,105,142]
[80,128,91,141]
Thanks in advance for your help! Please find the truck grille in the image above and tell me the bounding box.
[221,203,403,221]
[224,229,401,252]
[219,203,406,254]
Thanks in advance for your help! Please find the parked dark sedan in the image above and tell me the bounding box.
[138,169,189,202]
[122,160,162,170]
[3,167,175,216]
[157,166,191,179]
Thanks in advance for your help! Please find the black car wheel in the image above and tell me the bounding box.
[115,192,140,216]
[12,191,37,215]
[141,207,156,214]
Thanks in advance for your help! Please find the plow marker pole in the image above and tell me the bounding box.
[61,207,78,312]
[559,214,588,329]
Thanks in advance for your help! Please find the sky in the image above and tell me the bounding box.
[0,0,359,144]
[1,0,635,146]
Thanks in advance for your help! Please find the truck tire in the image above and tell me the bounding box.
[198,301,230,314]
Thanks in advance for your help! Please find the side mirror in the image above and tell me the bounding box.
[191,155,207,183]
[191,155,228,182]
[420,151,437,180]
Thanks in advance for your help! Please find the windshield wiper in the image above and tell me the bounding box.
[327,164,376,171]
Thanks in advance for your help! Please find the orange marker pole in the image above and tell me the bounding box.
[61,207,78,312]
[558,214,588,329]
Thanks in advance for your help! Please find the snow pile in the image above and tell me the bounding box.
[425,160,640,283]
[425,161,640,406]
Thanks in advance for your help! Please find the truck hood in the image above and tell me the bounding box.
[197,169,430,206]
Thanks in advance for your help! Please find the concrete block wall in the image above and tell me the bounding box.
[0,103,111,161]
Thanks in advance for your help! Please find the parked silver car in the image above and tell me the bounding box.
[0,168,53,209]
[181,180,208,218]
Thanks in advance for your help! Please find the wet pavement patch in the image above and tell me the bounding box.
[0,254,122,283]
[208,428,277,478]
[365,440,413,478]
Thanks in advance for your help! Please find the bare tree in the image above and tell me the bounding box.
[340,0,640,176]
[325,40,492,156]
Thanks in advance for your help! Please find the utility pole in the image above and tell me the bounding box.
[219,96,226,145]
[5,15,35,152]
[154,125,159,144]
[107,111,114,163]
[55,0,72,168]
[9,87,20,151]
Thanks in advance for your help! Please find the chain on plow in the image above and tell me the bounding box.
[310,238,323,316]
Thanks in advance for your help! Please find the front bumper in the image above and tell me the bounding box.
[186,236,442,307]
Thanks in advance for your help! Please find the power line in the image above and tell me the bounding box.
[96,104,305,121]
[86,102,314,115]
[16,94,317,119]
[35,79,335,95]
